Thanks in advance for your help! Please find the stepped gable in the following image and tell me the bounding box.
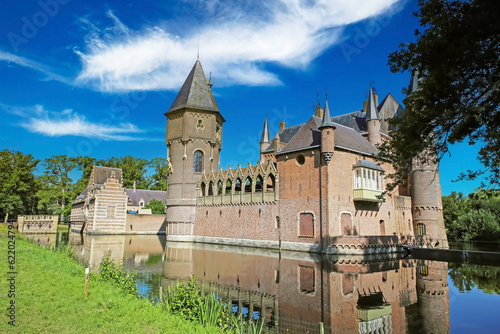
[90,166,123,188]
[165,60,222,119]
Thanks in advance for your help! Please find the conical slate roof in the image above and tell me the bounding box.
[408,70,420,94]
[260,117,270,143]
[365,87,381,121]
[165,60,222,118]
[318,99,335,129]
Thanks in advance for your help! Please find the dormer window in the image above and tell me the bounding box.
[353,160,384,202]
[139,200,145,208]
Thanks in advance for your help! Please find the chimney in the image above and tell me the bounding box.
[279,121,286,132]
[133,181,136,192]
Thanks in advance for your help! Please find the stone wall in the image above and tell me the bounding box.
[125,213,167,234]
[18,215,58,234]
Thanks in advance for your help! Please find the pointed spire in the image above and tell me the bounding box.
[165,60,223,121]
[366,87,381,121]
[318,97,335,129]
[408,70,420,94]
[260,117,270,144]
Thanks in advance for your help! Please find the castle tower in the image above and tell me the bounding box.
[260,116,270,163]
[366,87,382,146]
[407,72,448,246]
[164,60,225,223]
[318,98,336,165]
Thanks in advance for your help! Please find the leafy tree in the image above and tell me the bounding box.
[379,0,500,189]
[0,150,40,221]
[443,188,500,241]
[144,199,166,214]
[41,155,78,219]
[148,157,169,191]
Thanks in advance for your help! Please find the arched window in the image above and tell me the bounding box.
[245,177,252,193]
[193,150,203,172]
[217,181,223,195]
[208,181,214,196]
[225,180,232,195]
[266,174,275,192]
[235,178,242,194]
[200,182,206,197]
[255,175,263,192]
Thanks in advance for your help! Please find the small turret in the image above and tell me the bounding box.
[260,117,271,163]
[366,87,382,146]
[318,98,335,165]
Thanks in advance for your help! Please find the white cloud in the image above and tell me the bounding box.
[0,51,72,85]
[1,104,158,141]
[75,0,402,92]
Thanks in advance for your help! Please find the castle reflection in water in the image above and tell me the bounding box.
[60,232,450,333]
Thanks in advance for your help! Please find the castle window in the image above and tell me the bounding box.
[417,223,426,236]
[255,175,263,192]
[235,178,241,194]
[299,212,314,237]
[296,154,305,166]
[225,180,232,195]
[107,205,115,218]
[352,160,384,202]
[196,119,204,131]
[266,174,275,192]
[244,177,252,193]
[208,181,214,196]
[193,150,203,173]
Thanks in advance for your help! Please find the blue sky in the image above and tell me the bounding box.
[0,0,485,195]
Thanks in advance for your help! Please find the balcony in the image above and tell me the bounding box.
[353,189,384,202]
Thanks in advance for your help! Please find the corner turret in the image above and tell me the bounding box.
[366,87,382,146]
[407,71,448,247]
[318,98,335,165]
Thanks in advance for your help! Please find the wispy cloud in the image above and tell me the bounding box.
[0,51,72,85]
[1,104,159,141]
[75,0,402,92]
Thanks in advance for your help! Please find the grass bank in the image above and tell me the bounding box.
[0,230,219,333]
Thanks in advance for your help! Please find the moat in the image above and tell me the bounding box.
[30,232,500,333]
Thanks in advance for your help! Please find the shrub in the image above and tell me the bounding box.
[99,253,138,295]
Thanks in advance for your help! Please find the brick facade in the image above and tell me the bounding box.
[165,60,447,254]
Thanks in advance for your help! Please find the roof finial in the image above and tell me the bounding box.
[197,38,200,60]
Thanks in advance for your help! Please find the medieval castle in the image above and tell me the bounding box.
[70,60,448,254]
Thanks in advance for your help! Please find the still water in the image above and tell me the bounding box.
[29,232,500,333]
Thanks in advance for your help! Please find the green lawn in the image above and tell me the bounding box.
[0,231,219,334]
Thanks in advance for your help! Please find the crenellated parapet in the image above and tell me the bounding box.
[197,160,279,206]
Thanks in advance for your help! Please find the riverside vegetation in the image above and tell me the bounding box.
[0,226,264,333]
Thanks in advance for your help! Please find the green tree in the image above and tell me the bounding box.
[148,157,169,191]
[144,199,165,214]
[40,155,78,220]
[0,150,40,221]
[379,0,500,189]
[443,188,500,241]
